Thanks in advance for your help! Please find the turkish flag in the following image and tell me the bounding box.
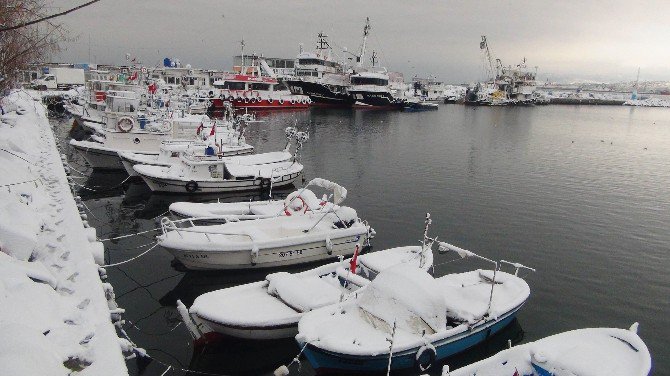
[349,244,360,274]
[209,122,216,136]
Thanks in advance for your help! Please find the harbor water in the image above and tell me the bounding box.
[56,104,670,375]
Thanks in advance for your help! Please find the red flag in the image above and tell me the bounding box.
[128,71,138,81]
[349,244,360,274]
[148,83,157,94]
[209,122,216,137]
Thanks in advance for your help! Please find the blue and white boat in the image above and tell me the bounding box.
[295,243,533,373]
[447,323,651,376]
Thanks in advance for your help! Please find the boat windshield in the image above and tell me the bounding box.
[351,77,388,86]
[298,59,340,68]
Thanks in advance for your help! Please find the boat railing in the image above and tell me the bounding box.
[160,216,254,241]
[160,216,262,263]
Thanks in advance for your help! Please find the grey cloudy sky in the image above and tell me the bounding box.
[54,0,670,83]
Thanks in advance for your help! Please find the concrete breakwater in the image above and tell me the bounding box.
[548,97,626,105]
[0,91,129,375]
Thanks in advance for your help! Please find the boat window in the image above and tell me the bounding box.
[221,81,246,90]
[351,77,388,86]
[250,83,270,91]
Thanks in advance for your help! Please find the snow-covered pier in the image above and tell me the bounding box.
[0,91,128,375]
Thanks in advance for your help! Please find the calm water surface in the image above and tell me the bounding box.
[58,104,670,375]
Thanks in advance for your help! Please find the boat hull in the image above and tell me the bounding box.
[70,142,125,170]
[300,305,522,373]
[192,314,299,340]
[349,91,404,109]
[284,80,355,107]
[138,170,302,194]
[210,97,309,110]
[163,232,368,270]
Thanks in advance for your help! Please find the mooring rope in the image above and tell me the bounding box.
[102,242,160,267]
[69,175,131,192]
[98,227,163,242]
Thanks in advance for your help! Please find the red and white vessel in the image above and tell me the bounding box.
[210,41,311,111]
[210,72,310,110]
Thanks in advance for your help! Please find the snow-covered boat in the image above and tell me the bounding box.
[134,151,303,194]
[448,324,651,376]
[178,241,434,341]
[295,243,533,373]
[69,101,218,170]
[157,202,373,270]
[134,127,308,194]
[118,138,254,177]
[168,178,347,222]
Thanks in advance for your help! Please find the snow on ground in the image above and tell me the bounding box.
[624,98,670,107]
[0,90,128,375]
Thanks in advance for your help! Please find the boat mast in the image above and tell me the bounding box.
[480,36,497,80]
[357,17,371,67]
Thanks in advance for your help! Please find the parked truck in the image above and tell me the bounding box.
[31,67,85,90]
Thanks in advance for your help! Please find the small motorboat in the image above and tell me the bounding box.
[448,324,651,376]
[119,139,254,177]
[177,215,437,341]
[168,178,347,222]
[295,242,533,373]
[157,201,373,270]
[403,99,439,112]
[133,126,308,193]
[134,154,303,194]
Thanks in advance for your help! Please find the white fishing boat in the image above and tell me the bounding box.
[70,106,231,170]
[179,245,433,342]
[156,199,373,270]
[134,127,307,193]
[133,151,303,194]
[118,136,254,177]
[295,242,533,373]
[448,324,651,376]
[168,178,347,222]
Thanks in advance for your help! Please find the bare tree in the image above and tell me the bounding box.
[0,0,78,94]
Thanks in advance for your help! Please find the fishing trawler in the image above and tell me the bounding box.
[347,19,404,109]
[284,33,355,107]
[209,41,310,110]
[465,36,537,106]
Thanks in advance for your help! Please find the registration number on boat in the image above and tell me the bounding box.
[278,250,303,258]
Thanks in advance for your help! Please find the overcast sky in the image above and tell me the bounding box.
[54,0,670,83]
